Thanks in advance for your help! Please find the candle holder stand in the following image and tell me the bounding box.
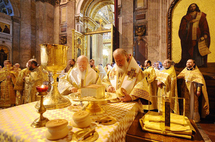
[31,91,49,128]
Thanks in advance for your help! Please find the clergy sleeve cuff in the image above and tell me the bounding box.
[130,95,139,101]
[130,88,151,102]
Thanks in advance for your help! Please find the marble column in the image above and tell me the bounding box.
[159,0,168,62]
[121,0,133,54]
[147,0,174,63]
[20,0,31,68]
[36,1,44,64]
[36,1,54,63]
[66,0,76,60]
[96,34,103,65]
[147,0,160,63]
[31,0,36,60]
[12,16,20,63]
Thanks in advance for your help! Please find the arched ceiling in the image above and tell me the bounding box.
[80,0,114,18]
[77,0,114,27]
[0,0,14,16]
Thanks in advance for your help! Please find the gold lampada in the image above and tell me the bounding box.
[36,44,71,110]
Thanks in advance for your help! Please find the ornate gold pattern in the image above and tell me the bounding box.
[132,88,150,101]
[110,70,116,80]
[127,68,137,80]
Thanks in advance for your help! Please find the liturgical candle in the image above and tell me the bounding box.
[36,85,48,92]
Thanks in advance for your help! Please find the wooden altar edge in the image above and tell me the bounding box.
[126,112,204,142]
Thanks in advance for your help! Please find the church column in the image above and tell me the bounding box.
[159,0,168,61]
[96,34,103,65]
[121,0,133,54]
[12,16,20,64]
[66,0,76,60]
[54,1,60,44]
[147,0,160,62]
[19,0,31,68]
[36,1,54,63]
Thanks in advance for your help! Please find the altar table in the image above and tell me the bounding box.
[0,101,141,142]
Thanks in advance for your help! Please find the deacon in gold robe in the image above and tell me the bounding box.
[102,49,150,102]
[143,60,157,109]
[13,63,21,78]
[177,59,209,122]
[156,59,179,114]
[14,59,48,104]
[0,60,16,107]
[58,55,101,95]
[90,59,100,74]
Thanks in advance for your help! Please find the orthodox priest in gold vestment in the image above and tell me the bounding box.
[102,49,150,103]
[90,59,100,74]
[13,63,21,78]
[143,60,157,109]
[58,55,101,95]
[14,59,48,104]
[177,59,209,122]
[156,59,179,114]
[0,60,16,107]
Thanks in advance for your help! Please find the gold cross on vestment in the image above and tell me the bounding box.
[127,68,137,80]
[110,70,116,80]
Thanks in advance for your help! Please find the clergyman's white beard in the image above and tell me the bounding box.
[115,62,128,74]
[77,66,86,79]
[81,71,86,79]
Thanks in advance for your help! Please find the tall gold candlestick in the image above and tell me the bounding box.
[31,85,49,128]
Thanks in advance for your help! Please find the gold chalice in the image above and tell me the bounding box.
[36,44,71,110]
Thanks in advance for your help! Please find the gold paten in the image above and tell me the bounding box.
[31,92,49,128]
[36,44,71,110]
[86,101,105,115]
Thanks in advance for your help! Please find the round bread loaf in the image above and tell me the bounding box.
[71,110,91,128]
[45,119,69,140]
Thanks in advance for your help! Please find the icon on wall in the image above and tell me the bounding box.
[0,22,10,34]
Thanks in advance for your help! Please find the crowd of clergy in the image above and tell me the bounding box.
[0,48,210,122]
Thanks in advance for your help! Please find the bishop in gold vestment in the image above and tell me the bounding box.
[0,60,16,107]
[58,55,101,95]
[15,59,48,104]
[177,59,209,122]
[156,59,179,114]
[143,60,157,109]
[102,49,150,103]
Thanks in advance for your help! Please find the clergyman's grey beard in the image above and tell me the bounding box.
[115,61,128,74]
[116,65,125,74]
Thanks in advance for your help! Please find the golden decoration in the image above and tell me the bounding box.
[35,44,71,110]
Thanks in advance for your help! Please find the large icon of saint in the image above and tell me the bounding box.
[178,3,210,67]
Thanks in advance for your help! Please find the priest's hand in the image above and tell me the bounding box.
[119,93,132,102]
[196,91,201,97]
[69,87,78,93]
[177,76,184,79]
[157,81,163,88]
[107,86,115,93]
